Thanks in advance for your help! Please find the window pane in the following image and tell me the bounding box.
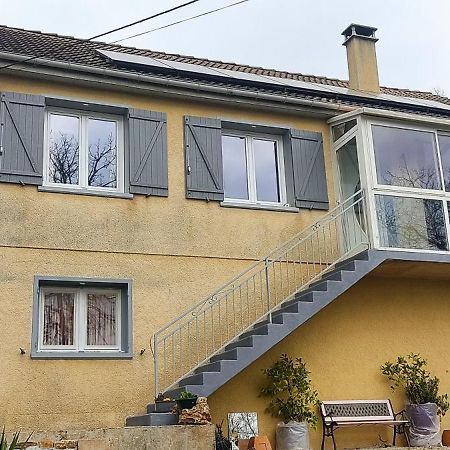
[254,139,280,202]
[372,125,441,190]
[88,119,117,188]
[332,119,357,141]
[438,134,450,192]
[43,292,75,346]
[87,292,118,346]
[48,114,79,185]
[222,135,249,200]
[376,195,447,251]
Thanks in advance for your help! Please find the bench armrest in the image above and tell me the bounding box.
[394,409,409,422]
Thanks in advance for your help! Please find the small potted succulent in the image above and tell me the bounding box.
[176,390,198,410]
[381,353,449,447]
[260,354,319,450]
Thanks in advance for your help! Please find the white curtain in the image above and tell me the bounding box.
[87,293,117,346]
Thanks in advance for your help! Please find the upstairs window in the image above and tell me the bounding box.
[221,132,285,205]
[44,110,124,193]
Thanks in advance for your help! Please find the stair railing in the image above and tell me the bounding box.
[153,190,369,395]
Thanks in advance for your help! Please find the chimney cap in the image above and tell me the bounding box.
[342,24,378,45]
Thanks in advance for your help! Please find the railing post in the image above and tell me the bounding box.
[153,333,159,398]
[265,257,272,322]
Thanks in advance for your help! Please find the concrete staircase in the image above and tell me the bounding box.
[126,249,386,427]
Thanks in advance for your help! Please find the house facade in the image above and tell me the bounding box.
[1,23,450,449]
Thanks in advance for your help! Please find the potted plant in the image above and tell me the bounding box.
[175,390,198,410]
[260,354,319,450]
[381,353,449,447]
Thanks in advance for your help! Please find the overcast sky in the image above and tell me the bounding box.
[2,0,450,95]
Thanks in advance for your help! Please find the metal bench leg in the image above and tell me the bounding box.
[331,428,337,450]
[321,424,336,450]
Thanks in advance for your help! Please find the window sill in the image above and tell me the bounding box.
[38,185,133,199]
[220,201,299,213]
[31,350,133,360]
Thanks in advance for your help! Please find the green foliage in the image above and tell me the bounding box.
[178,390,197,400]
[0,428,21,450]
[381,353,449,416]
[260,354,319,427]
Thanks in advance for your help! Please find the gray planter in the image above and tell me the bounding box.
[406,403,440,447]
[276,421,310,450]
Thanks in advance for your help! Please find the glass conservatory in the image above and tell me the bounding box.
[330,109,450,253]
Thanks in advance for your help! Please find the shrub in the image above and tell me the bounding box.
[260,354,319,427]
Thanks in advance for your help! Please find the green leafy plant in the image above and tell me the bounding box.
[177,391,197,400]
[0,427,31,450]
[381,353,449,416]
[260,354,320,427]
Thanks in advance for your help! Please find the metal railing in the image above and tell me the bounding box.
[153,190,369,395]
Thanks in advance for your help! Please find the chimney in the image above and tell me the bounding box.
[342,24,380,93]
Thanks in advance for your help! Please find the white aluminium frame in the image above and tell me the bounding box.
[331,109,450,254]
[221,130,287,207]
[43,108,125,193]
[38,286,122,353]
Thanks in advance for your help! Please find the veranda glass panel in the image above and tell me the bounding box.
[372,125,441,190]
[376,195,448,251]
[332,119,357,142]
[87,292,118,346]
[254,139,280,202]
[48,114,79,185]
[438,134,450,192]
[222,135,249,200]
[42,292,75,346]
[88,119,117,188]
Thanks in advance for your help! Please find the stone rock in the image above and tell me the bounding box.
[178,397,212,425]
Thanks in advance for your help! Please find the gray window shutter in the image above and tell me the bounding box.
[289,129,329,210]
[128,108,167,197]
[185,116,224,201]
[0,92,45,185]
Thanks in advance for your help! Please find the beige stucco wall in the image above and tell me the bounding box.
[209,272,450,449]
[0,74,336,430]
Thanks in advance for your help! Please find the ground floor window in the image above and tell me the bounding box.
[32,277,132,358]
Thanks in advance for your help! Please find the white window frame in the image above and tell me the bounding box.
[38,286,122,353]
[221,131,287,207]
[43,108,125,193]
[363,117,450,253]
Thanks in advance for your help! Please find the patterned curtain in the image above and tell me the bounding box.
[43,292,75,345]
[87,293,117,346]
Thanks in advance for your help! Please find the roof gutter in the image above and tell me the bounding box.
[0,52,350,117]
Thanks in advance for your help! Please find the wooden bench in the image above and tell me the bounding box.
[320,400,409,450]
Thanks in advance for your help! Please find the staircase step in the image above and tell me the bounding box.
[179,372,207,386]
[252,318,271,329]
[210,348,238,362]
[294,291,315,302]
[147,401,176,413]
[239,324,269,340]
[126,412,178,427]
[164,385,204,399]
[225,335,254,351]
[194,360,222,374]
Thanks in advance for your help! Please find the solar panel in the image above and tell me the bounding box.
[96,49,450,113]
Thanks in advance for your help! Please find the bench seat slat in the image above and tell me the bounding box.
[327,420,409,426]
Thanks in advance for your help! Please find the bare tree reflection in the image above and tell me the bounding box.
[228,412,258,442]
[49,133,79,184]
[88,133,117,188]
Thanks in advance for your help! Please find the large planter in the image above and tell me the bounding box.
[176,397,198,410]
[276,421,310,450]
[406,403,440,447]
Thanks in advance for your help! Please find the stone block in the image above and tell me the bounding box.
[38,440,54,449]
[78,439,110,450]
[54,441,77,449]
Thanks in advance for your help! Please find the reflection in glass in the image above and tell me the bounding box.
[372,125,441,190]
[222,135,249,200]
[87,292,117,346]
[376,195,447,251]
[88,119,117,188]
[43,292,75,346]
[254,139,280,202]
[228,412,258,441]
[48,114,79,184]
[438,134,450,192]
[332,119,357,141]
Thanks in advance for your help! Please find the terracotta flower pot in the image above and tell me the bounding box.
[442,429,450,446]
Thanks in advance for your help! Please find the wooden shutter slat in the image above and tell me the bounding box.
[290,129,329,210]
[185,115,224,201]
[128,109,168,197]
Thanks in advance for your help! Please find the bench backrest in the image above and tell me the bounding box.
[320,400,394,423]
